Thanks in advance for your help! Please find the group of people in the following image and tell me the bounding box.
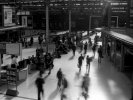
[56,68,68,100]
[34,34,104,100]
[53,35,78,58]
[35,68,68,100]
[77,35,104,73]
[20,36,34,48]
[78,54,93,74]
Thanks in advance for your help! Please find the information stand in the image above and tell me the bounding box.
[6,68,18,96]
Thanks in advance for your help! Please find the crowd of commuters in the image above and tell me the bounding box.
[3,32,103,100]
[34,32,104,100]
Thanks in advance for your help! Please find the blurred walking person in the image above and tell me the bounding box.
[84,42,88,54]
[72,43,76,56]
[98,45,103,63]
[80,41,83,53]
[107,43,110,56]
[35,72,45,100]
[92,43,97,57]
[78,54,84,72]
[61,75,68,100]
[88,37,92,47]
[86,55,91,74]
[81,74,89,100]
[57,68,63,90]
[30,36,34,46]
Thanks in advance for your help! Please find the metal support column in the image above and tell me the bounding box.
[107,2,111,30]
[46,1,49,53]
[69,10,71,36]
[0,54,1,78]
[69,0,72,37]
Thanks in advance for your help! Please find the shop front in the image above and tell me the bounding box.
[96,27,133,100]
[101,29,133,72]
[0,25,25,42]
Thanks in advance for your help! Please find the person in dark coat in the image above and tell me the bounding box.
[45,53,53,75]
[81,74,89,100]
[35,72,45,100]
[56,68,63,89]
[30,36,34,46]
[61,75,68,100]
[84,42,88,54]
[107,43,110,56]
[92,44,97,57]
[1,54,3,64]
[78,54,84,72]
[80,41,83,52]
[86,55,91,74]
[88,37,92,47]
[72,44,76,56]
[98,45,103,63]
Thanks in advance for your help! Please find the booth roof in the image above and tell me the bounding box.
[95,27,133,46]
[105,29,133,46]
[0,25,25,31]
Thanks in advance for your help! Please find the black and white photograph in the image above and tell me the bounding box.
[0,0,133,100]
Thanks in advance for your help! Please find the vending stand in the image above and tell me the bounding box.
[0,42,23,96]
[6,67,18,96]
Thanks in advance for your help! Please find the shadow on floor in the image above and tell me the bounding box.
[3,95,14,100]
[69,55,74,60]
[74,72,82,81]
[48,88,59,100]
[95,56,132,100]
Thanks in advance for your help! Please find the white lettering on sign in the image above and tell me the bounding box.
[24,30,45,37]
[6,43,21,55]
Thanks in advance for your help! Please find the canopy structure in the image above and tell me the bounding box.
[0,25,25,31]
[95,28,133,46]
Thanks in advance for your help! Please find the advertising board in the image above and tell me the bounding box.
[3,6,16,27]
[6,43,22,56]
[23,29,45,37]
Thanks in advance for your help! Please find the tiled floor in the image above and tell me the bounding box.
[0,34,132,100]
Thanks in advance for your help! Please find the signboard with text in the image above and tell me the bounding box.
[0,43,22,55]
[6,43,22,55]
[3,6,16,27]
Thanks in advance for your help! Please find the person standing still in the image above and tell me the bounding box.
[35,72,45,100]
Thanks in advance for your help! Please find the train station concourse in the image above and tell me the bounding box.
[0,0,133,100]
